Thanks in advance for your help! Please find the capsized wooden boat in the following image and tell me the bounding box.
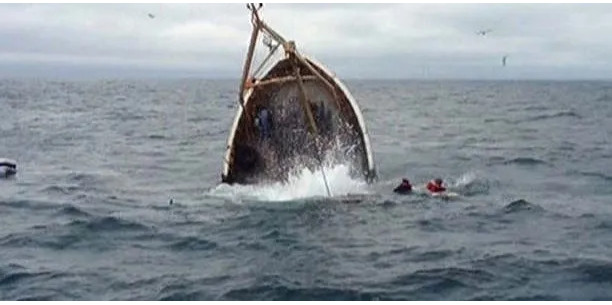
[221,4,376,185]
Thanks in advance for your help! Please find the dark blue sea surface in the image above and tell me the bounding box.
[1,79,612,300]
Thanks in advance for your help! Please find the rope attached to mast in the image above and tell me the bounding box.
[241,3,333,196]
[290,52,332,197]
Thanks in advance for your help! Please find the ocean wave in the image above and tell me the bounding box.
[499,157,550,167]
[188,115,220,123]
[380,200,397,207]
[159,291,207,301]
[147,134,167,140]
[41,185,80,195]
[53,204,92,218]
[578,171,612,183]
[0,263,26,279]
[522,105,549,111]
[221,285,378,301]
[529,110,581,121]
[1,227,79,250]
[486,110,581,125]
[572,260,612,283]
[595,220,612,230]
[16,294,57,301]
[155,275,231,300]
[507,294,561,301]
[67,216,150,233]
[65,172,116,189]
[0,270,52,287]
[2,215,151,251]
[167,236,218,251]
[66,172,101,184]
[471,254,612,287]
[391,267,495,287]
[385,267,496,299]
[410,249,455,262]
[415,219,446,232]
[483,117,511,123]
[578,213,596,219]
[0,264,53,289]
[0,199,58,211]
[595,94,612,102]
[504,199,543,213]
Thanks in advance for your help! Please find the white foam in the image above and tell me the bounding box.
[453,171,478,187]
[209,163,369,202]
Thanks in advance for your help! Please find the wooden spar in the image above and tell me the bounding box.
[260,28,339,108]
[293,53,340,110]
[254,17,287,46]
[239,22,260,106]
[247,4,338,109]
[236,4,263,142]
[255,15,338,106]
[246,75,317,88]
[247,4,318,134]
[224,4,375,186]
[247,3,286,48]
[290,55,319,135]
[290,53,332,196]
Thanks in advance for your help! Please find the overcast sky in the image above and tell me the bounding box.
[1,3,612,80]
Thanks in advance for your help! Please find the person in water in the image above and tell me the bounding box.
[393,178,413,194]
[426,178,446,193]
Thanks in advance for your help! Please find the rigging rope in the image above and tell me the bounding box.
[314,140,332,197]
[291,55,332,197]
[243,3,333,196]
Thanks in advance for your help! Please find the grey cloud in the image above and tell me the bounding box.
[1,4,612,79]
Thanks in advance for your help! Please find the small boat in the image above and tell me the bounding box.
[221,4,376,186]
[0,158,17,177]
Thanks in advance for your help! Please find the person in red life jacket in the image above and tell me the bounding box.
[393,178,413,194]
[426,178,446,193]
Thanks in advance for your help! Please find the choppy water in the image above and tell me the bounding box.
[1,79,612,300]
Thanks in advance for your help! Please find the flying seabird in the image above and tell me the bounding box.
[148,13,155,19]
[476,29,492,36]
[502,55,508,67]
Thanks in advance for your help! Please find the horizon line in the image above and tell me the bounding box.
[1,76,611,82]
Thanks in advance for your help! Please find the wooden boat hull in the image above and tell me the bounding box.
[222,55,376,185]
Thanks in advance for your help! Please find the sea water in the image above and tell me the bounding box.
[1,79,611,300]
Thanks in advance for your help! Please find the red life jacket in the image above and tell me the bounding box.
[426,180,446,193]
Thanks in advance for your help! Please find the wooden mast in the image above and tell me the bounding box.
[243,4,332,195]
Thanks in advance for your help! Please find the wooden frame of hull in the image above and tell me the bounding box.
[221,55,376,184]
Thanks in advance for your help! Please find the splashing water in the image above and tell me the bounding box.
[209,163,370,202]
[453,171,479,187]
[450,171,490,196]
